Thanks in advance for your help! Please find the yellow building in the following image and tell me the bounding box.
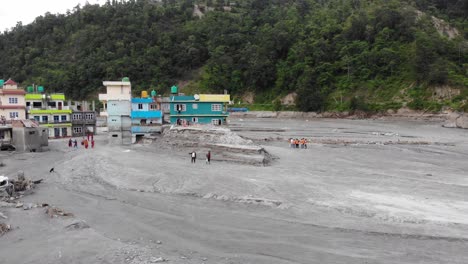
[0,79,26,123]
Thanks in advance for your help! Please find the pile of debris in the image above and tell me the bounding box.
[0,222,11,236]
[0,171,43,199]
[158,126,274,166]
[45,206,74,218]
[0,175,14,197]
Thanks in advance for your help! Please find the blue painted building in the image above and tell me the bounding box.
[99,78,132,145]
[169,93,230,126]
[131,92,163,142]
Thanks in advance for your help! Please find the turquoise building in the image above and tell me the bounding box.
[169,93,230,125]
[131,90,163,142]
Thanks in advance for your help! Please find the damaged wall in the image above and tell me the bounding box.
[12,127,48,152]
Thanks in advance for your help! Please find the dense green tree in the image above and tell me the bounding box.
[0,0,465,112]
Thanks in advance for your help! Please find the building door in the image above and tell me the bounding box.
[61,128,67,137]
[58,102,62,110]
[54,128,60,137]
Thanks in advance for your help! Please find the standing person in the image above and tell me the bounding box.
[295,138,299,149]
[84,138,89,149]
[74,139,78,148]
[304,138,308,149]
[68,138,72,148]
[190,151,196,163]
[91,139,95,148]
[289,138,294,148]
[87,132,90,141]
[206,151,211,164]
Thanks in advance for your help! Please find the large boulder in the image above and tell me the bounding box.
[455,114,468,129]
[443,112,461,128]
[442,112,468,129]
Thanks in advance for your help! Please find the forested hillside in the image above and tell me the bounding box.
[0,0,467,112]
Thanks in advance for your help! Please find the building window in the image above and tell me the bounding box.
[54,115,59,122]
[29,131,35,135]
[72,114,81,120]
[73,127,83,134]
[61,115,67,121]
[85,113,94,120]
[150,104,158,110]
[33,102,42,108]
[8,98,18,104]
[138,103,143,110]
[163,104,170,111]
[211,104,222,111]
[174,104,186,112]
[9,112,19,118]
[192,103,198,110]
[42,116,48,122]
[33,116,40,122]
[192,117,198,123]
[48,101,57,108]
[211,119,221,125]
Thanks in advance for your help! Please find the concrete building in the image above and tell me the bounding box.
[99,78,132,144]
[131,90,163,143]
[98,77,131,117]
[0,79,26,122]
[161,97,171,123]
[71,111,97,137]
[169,89,230,125]
[70,100,97,137]
[11,120,48,152]
[25,90,72,138]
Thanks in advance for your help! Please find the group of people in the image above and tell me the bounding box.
[68,135,95,149]
[189,150,211,164]
[289,138,308,149]
[68,138,78,148]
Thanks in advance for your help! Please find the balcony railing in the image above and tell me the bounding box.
[28,106,70,111]
[37,120,71,124]
[71,119,96,124]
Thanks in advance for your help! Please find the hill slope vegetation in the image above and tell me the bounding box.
[0,0,467,112]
